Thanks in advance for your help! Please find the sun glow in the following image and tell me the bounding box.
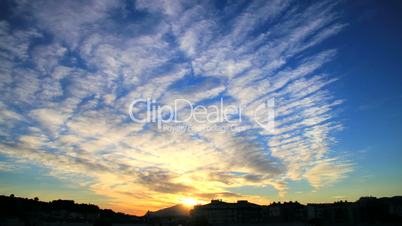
[181,198,198,207]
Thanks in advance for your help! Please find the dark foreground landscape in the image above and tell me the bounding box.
[1,195,402,226]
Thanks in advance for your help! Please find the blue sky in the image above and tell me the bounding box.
[0,0,401,215]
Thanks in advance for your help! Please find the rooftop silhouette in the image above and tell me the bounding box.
[2,194,401,226]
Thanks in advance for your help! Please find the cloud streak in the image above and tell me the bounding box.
[0,0,352,214]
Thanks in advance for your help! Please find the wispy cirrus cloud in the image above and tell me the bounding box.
[0,0,352,214]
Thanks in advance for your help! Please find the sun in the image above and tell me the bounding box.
[181,198,198,207]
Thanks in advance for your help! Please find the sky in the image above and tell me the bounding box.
[0,0,402,215]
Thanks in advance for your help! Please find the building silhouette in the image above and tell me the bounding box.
[189,197,402,226]
[1,194,402,226]
[190,200,261,225]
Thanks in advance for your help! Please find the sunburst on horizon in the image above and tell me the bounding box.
[181,198,200,207]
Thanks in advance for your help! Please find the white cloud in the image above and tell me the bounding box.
[30,108,68,136]
[0,0,352,214]
[304,159,353,188]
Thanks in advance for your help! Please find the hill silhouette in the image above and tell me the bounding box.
[145,204,190,218]
[0,194,143,225]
